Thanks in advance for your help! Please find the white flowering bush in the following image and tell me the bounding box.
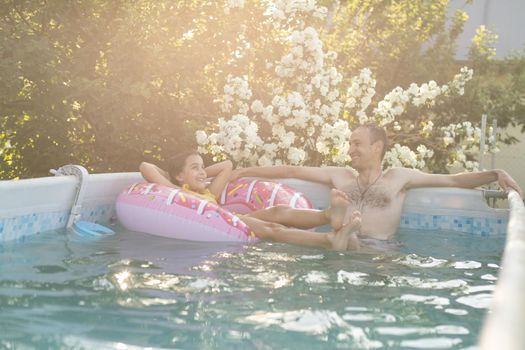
[440,121,499,171]
[224,0,245,15]
[196,0,497,171]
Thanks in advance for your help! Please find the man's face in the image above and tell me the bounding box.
[349,127,374,169]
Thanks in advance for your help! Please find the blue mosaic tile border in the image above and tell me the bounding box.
[0,210,69,243]
[80,204,115,224]
[0,206,507,243]
[0,204,116,244]
[400,212,507,236]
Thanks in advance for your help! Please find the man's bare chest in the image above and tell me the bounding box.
[343,183,392,209]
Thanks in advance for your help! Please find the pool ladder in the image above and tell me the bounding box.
[49,164,89,229]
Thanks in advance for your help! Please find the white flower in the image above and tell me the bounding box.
[272,95,286,108]
[278,105,291,117]
[258,154,274,167]
[223,0,245,15]
[316,140,328,153]
[272,124,286,139]
[287,147,306,165]
[195,130,208,145]
[422,121,434,133]
[221,75,253,114]
[417,144,434,159]
[251,100,264,113]
[280,131,296,148]
[357,111,368,124]
[450,67,474,94]
[383,144,423,169]
[224,85,234,95]
[291,46,303,58]
[393,121,401,131]
[327,90,339,102]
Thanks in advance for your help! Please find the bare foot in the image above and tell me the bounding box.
[328,211,361,251]
[325,189,350,231]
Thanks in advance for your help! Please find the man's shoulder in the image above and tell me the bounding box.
[385,167,420,175]
[328,166,357,188]
[384,167,422,182]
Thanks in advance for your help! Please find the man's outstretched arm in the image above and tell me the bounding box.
[231,165,338,187]
[404,168,523,197]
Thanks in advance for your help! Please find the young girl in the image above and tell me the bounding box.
[139,151,362,251]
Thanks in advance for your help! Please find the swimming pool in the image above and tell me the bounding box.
[0,225,504,349]
[0,168,518,348]
[0,168,510,244]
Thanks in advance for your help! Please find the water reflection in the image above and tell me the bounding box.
[242,309,383,348]
[0,227,505,349]
[337,270,469,290]
[400,337,462,349]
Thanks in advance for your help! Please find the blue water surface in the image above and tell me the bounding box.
[0,226,504,349]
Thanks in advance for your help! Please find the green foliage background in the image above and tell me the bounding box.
[1,0,524,179]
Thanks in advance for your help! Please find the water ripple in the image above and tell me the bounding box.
[300,254,325,260]
[301,271,329,284]
[456,294,492,309]
[394,254,448,268]
[480,273,497,281]
[375,324,468,336]
[241,309,382,348]
[444,308,468,316]
[452,261,482,269]
[337,270,468,290]
[400,337,462,349]
[399,294,450,307]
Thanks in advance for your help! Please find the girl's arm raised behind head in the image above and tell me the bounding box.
[205,160,233,178]
[206,160,233,199]
[139,162,176,188]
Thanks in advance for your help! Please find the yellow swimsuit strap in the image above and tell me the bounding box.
[181,184,217,204]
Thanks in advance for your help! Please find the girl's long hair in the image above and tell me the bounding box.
[166,151,199,185]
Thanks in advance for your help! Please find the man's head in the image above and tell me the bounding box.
[349,123,388,170]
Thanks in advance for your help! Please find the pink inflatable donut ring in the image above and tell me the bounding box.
[116,183,257,242]
[219,178,313,215]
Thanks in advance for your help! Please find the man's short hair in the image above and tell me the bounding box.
[358,123,388,159]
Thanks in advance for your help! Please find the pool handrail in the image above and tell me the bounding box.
[50,165,90,228]
[482,189,508,199]
[479,189,525,350]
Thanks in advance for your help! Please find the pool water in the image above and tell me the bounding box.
[0,227,504,349]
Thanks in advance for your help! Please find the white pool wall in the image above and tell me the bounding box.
[480,189,525,350]
[0,172,141,243]
[0,172,509,243]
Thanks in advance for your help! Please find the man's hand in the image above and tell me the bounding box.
[496,170,523,198]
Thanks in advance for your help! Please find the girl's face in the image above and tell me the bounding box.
[175,154,207,191]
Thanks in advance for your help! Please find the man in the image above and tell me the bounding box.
[232,123,523,241]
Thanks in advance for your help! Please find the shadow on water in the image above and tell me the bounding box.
[112,228,249,275]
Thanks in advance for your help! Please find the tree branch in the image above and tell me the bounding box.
[12,1,39,34]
